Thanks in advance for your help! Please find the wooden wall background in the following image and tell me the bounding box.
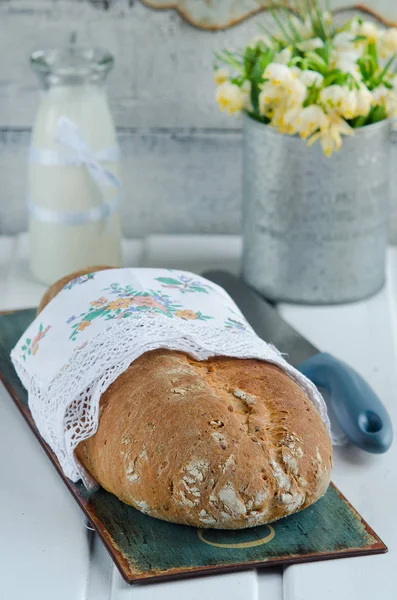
[0,0,395,237]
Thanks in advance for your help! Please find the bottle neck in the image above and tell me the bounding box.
[37,71,109,91]
[31,47,114,91]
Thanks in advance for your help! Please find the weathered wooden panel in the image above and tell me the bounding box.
[0,0,260,130]
[0,128,242,236]
[1,0,391,131]
[1,0,397,237]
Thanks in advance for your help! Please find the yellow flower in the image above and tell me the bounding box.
[379,28,397,58]
[307,113,353,157]
[213,68,229,85]
[285,77,307,105]
[263,63,292,87]
[260,64,307,120]
[108,298,133,311]
[320,85,344,110]
[77,320,91,332]
[298,105,328,140]
[372,85,397,116]
[357,21,379,44]
[90,296,107,308]
[175,309,197,320]
[258,82,283,115]
[215,82,244,115]
[355,85,372,117]
[279,105,302,135]
[339,89,357,120]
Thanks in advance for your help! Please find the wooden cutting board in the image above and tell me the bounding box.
[0,309,387,584]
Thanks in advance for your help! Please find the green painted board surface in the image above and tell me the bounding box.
[0,309,387,584]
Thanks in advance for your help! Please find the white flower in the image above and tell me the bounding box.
[320,128,342,156]
[372,85,389,105]
[299,69,324,88]
[285,77,307,106]
[275,47,293,65]
[213,68,229,85]
[339,89,357,120]
[258,81,284,114]
[334,51,362,79]
[330,41,363,79]
[270,102,301,134]
[357,21,379,43]
[269,104,286,130]
[308,113,353,157]
[372,85,397,115]
[297,37,324,52]
[323,11,333,26]
[297,105,328,139]
[332,30,364,78]
[320,85,344,109]
[281,104,303,134]
[290,66,302,78]
[263,63,293,86]
[262,63,307,106]
[215,82,244,115]
[379,28,397,58]
[333,31,356,52]
[355,85,372,117]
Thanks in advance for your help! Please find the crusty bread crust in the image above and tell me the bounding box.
[38,267,332,529]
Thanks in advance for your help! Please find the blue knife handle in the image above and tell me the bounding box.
[298,352,393,454]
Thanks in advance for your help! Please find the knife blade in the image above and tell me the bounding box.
[203,270,393,454]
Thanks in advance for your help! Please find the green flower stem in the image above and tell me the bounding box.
[271,9,294,45]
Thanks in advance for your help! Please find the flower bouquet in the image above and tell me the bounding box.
[214,3,397,156]
[214,3,396,303]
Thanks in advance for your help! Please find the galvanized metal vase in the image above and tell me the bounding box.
[242,114,391,304]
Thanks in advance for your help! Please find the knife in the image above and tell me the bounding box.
[203,270,393,454]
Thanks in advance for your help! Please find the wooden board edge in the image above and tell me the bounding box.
[140,1,397,31]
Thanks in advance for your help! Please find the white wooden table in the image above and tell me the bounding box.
[1,233,396,600]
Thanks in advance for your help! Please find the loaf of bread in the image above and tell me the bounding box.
[38,267,332,529]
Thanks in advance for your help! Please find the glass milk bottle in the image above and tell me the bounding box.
[29,46,122,285]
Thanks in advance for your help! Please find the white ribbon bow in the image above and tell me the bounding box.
[55,116,120,191]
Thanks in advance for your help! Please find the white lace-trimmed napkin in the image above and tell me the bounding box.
[11,268,331,486]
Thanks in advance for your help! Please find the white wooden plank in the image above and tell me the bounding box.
[279,249,397,600]
[142,233,242,273]
[0,382,90,600]
[111,569,260,600]
[257,568,283,600]
[86,534,114,600]
[0,236,15,303]
[0,129,242,236]
[122,238,144,266]
[3,233,47,309]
